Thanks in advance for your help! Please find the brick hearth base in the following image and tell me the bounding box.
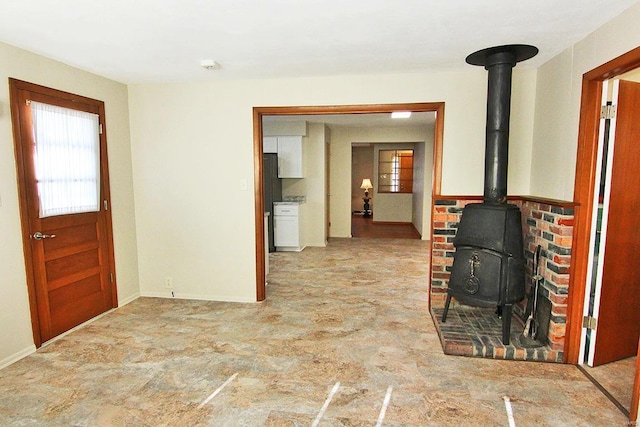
[431,306,563,362]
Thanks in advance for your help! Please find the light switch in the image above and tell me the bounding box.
[240,179,248,191]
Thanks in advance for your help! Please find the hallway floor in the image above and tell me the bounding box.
[351,215,421,239]
[0,238,628,426]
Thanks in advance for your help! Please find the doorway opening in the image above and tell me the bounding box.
[568,47,640,421]
[578,75,640,417]
[252,103,444,301]
[351,141,432,240]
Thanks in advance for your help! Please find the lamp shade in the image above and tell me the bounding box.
[360,178,373,190]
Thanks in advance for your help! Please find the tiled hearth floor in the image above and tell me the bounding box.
[0,238,627,426]
[431,306,562,363]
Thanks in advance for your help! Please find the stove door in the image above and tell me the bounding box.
[448,246,525,307]
[448,247,503,307]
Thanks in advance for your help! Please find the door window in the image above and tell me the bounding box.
[30,101,101,218]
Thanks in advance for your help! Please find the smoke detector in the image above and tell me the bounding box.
[200,60,221,70]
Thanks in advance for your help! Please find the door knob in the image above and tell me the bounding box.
[32,231,56,240]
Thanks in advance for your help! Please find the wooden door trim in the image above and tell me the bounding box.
[8,78,118,347]
[566,46,640,364]
[253,102,445,301]
[9,79,41,345]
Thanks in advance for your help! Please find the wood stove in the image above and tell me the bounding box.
[441,44,538,345]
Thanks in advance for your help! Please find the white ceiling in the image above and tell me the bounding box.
[1,0,638,84]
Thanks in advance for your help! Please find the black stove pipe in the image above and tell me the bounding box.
[466,45,539,203]
[440,44,539,345]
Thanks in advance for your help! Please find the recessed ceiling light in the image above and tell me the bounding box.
[200,59,221,70]
[391,111,412,119]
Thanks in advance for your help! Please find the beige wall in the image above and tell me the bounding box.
[531,2,640,200]
[0,41,139,367]
[128,70,536,301]
[412,135,434,239]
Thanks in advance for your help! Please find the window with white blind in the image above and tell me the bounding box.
[30,101,101,218]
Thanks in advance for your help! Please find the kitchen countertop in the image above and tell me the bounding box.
[275,196,306,205]
[274,201,305,205]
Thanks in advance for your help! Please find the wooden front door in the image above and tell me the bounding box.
[592,79,640,366]
[9,79,117,346]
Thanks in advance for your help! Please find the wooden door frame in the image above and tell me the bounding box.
[565,46,640,364]
[252,103,445,301]
[9,78,118,347]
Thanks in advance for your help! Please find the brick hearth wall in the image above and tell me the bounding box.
[430,197,575,355]
[430,198,479,308]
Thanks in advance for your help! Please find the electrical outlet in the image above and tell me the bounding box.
[165,277,173,289]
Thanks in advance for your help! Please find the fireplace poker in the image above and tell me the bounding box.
[524,245,543,339]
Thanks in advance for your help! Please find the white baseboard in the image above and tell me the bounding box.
[118,292,140,307]
[0,345,36,370]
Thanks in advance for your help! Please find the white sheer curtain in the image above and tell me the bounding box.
[30,101,101,218]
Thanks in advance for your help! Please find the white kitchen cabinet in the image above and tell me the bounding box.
[263,136,278,154]
[276,136,304,178]
[274,203,305,251]
[274,215,299,247]
[262,136,304,178]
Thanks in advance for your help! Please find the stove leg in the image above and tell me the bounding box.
[441,294,452,322]
[502,304,512,345]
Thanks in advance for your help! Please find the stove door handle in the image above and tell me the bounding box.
[469,253,480,276]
